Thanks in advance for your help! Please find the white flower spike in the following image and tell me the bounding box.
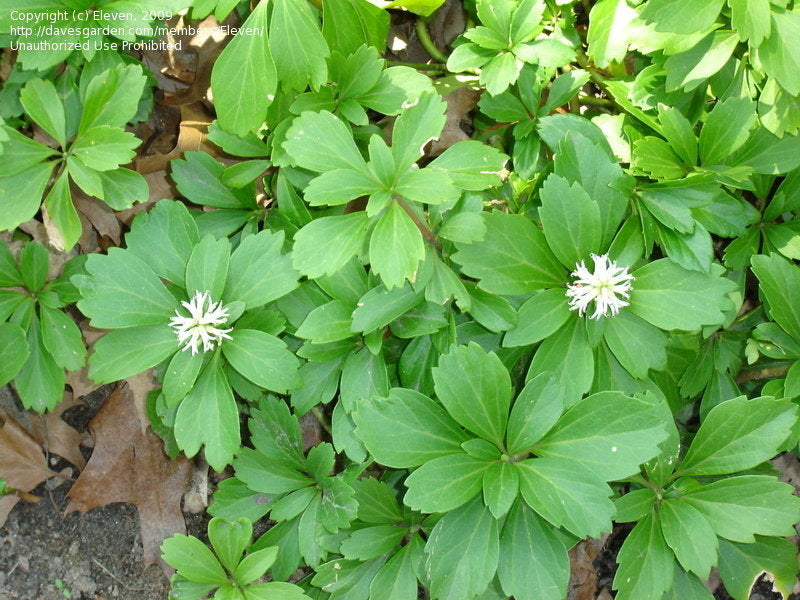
[169,290,233,355]
[565,254,634,320]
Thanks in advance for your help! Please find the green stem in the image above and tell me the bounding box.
[311,406,332,435]
[415,17,449,64]
[387,60,447,71]
[577,94,615,108]
[397,198,442,251]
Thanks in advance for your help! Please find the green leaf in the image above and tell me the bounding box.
[640,0,724,34]
[171,152,252,209]
[659,500,717,578]
[425,498,499,600]
[664,31,739,92]
[304,168,380,206]
[683,476,800,542]
[718,536,798,600]
[0,323,29,386]
[699,98,757,166]
[394,167,459,206]
[391,93,446,170]
[663,565,715,600]
[537,391,666,480]
[481,52,521,96]
[20,78,66,146]
[71,126,139,171]
[15,318,64,412]
[124,200,199,286]
[528,316,594,401]
[175,357,241,472]
[269,0,329,92]
[223,330,300,394]
[453,212,565,295]
[234,547,279,586]
[603,310,667,378]
[20,242,48,292]
[0,243,22,287]
[517,457,613,538]
[629,260,734,331]
[428,141,507,190]
[447,42,495,72]
[658,105,697,167]
[161,534,228,585]
[729,0,770,46]
[586,0,636,68]
[368,539,420,600]
[340,525,406,560]
[185,235,230,300]
[506,373,565,454]
[210,1,276,136]
[353,388,469,468]
[678,395,796,476]
[351,283,423,333]
[498,500,570,600]
[40,305,85,372]
[296,300,355,343]
[88,325,178,384]
[503,289,571,347]
[208,517,252,573]
[539,174,601,268]
[43,171,81,252]
[432,342,512,447]
[633,137,685,180]
[369,201,425,290]
[292,213,369,279]
[756,9,800,96]
[78,64,147,133]
[77,248,178,328]
[751,253,800,342]
[223,229,298,309]
[483,461,519,518]
[284,111,368,173]
[613,515,675,600]
[163,347,204,408]
[0,161,54,232]
[322,0,389,55]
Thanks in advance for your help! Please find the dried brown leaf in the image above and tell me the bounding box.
[135,103,215,174]
[567,535,608,600]
[0,411,56,526]
[66,383,192,571]
[73,195,122,246]
[30,393,88,470]
[429,85,480,155]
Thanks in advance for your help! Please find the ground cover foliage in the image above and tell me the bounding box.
[1,0,800,598]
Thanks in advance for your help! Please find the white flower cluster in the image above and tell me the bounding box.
[565,254,634,319]
[168,290,233,355]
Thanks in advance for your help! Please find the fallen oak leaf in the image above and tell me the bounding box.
[0,410,57,527]
[30,392,88,470]
[66,383,192,573]
[135,103,215,174]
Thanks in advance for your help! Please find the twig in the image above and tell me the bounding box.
[91,559,147,591]
[415,16,448,64]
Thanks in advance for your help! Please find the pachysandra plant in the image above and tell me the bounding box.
[283,92,508,289]
[352,343,670,600]
[612,394,800,600]
[0,241,86,412]
[453,131,738,399]
[0,62,149,250]
[73,199,301,469]
[161,516,310,600]
[447,0,576,95]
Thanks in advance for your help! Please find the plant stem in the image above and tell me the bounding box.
[415,16,449,64]
[577,94,615,108]
[387,60,447,71]
[735,365,791,383]
[311,406,332,435]
[397,198,441,251]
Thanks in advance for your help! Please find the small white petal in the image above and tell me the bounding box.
[168,290,233,354]
[565,254,634,319]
